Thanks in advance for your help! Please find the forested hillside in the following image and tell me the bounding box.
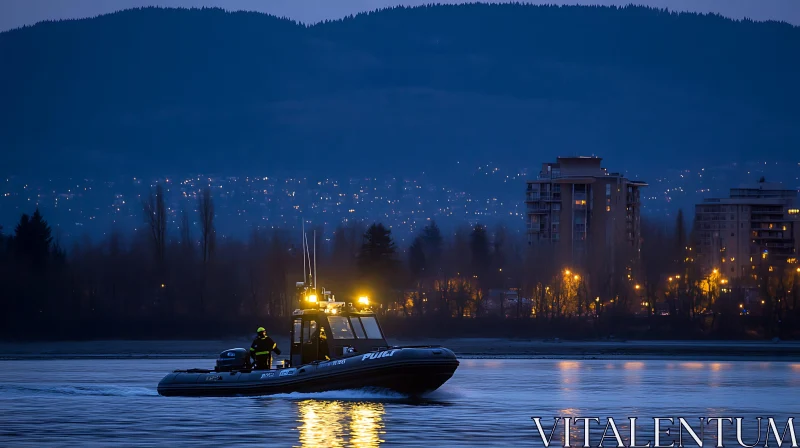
[1,5,798,178]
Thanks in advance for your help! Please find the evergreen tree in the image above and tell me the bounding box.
[408,236,426,278]
[470,224,490,282]
[421,220,443,275]
[358,223,398,305]
[358,223,397,269]
[13,208,53,272]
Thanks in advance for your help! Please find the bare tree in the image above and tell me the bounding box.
[143,184,167,266]
[180,208,192,255]
[198,187,216,265]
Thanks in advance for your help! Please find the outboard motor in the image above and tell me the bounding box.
[215,348,250,372]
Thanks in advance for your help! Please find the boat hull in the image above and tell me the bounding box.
[157,347,459,397]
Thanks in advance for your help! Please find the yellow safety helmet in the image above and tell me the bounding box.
[257,327,266,333]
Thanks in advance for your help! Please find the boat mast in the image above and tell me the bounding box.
[302,221,307,285]
[305,231,312,289]
[313,230,317,292]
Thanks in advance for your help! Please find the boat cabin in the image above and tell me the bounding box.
[289,300,389,367]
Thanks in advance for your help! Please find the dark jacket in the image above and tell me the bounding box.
[250,335,279,359]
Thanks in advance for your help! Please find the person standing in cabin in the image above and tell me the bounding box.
[250,327,281,370]
[318,327,330,361]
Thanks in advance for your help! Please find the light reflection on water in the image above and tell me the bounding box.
[297,400,385,448]
[623,361,644,370]
[0,358,797,447]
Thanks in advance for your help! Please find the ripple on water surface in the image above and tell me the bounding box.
[0,358,797,447]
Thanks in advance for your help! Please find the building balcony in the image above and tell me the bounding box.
[537,172,561,180]
[527,204,550,213]
[764,242,793,249]
[545,193,561,201]
[753,232,789,239]
[751,217,789,222]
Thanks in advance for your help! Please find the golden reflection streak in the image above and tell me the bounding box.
[710,363,730,371]
[297,400,385,448]
[680,362,705,369]
[298,401,346,448]
[623,362,644,370]
[790,364,800,372]
[350,403,386,447]
[557,361,581,370]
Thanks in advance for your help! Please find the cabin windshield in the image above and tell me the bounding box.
[349,317,366,339]
[328,316,355,339]
[359,316,384,339]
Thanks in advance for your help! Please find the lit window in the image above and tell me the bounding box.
[788,209,799,215]
[606,206,611,212]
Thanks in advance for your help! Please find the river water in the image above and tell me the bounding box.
[1,358,798,447]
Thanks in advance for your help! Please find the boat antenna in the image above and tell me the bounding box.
[302,221,307,285]
[313,229,317,291]
[304,231,312,289]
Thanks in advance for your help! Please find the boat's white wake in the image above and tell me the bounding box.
[260,385,464,404]
[0,384,159,397]
[265,388,409,401]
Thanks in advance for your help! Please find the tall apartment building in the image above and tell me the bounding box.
[525,156,647,273]
[694,182,800,279]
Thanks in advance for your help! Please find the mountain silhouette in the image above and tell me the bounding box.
[1,5,798,179]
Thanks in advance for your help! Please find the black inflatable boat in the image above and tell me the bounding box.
[157,298,459,397]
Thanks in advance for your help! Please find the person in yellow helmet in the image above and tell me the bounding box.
[250,327,281,370]
[317,327,330,361]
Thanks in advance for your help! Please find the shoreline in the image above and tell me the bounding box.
[2,338,800,362]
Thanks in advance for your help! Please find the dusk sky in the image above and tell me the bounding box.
[1,0,799,32]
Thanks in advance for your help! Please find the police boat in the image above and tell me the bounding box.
[156,293,460,397]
